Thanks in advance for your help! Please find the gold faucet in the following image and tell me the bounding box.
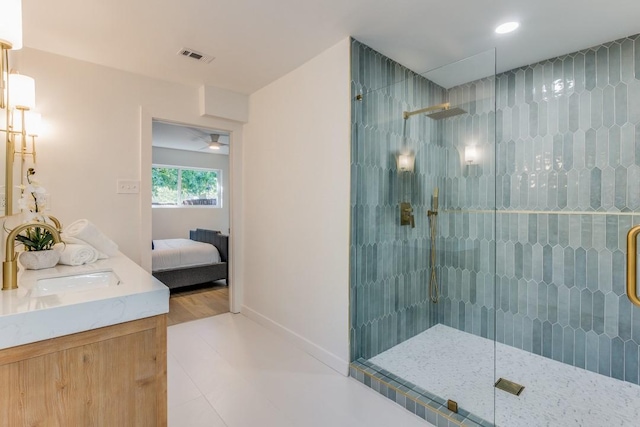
[3,218,62,291]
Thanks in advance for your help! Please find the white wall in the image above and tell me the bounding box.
[12,39,351,363]
[152,147,230,239]
[10,48,244,275]
[241,38,351,374]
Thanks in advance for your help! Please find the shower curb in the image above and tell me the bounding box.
[350,358,494,427]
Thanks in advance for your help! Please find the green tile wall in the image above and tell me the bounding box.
[350,39,446,360]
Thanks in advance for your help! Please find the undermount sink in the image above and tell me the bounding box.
[32,270,121,296]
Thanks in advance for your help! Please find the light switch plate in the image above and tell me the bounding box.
[117,180,140,194]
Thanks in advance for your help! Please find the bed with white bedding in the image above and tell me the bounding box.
[152,239,221,272]
[151,229,228,290]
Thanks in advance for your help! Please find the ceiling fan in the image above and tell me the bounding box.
[204,133,226,150]
[188,130,230,151]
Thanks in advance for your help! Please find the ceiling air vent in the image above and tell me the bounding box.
[177,48,215,64]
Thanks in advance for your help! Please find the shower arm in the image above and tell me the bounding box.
[403,102,450,120]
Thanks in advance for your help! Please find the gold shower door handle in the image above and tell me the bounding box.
[626,225,640,308]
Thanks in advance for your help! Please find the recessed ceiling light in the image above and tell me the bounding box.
[495,22,520,34]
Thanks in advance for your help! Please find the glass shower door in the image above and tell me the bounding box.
[493,36,640,427]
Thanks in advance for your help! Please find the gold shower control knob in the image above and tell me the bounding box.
[400,202,415,227]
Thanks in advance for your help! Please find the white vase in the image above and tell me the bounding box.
[19,250,60,270]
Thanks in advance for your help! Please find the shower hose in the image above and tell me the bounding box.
[428,211,439,303]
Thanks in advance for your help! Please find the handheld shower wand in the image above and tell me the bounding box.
[428,187,438,217]
[428,187,439,303]
[433,187,439,211]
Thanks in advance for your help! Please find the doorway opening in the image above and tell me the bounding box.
[151,119,231,325]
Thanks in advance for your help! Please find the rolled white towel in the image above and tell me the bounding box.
[61,235,108,259]
[63,219,119,257]
[57,243,99,266]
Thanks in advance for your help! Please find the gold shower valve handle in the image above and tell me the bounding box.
[400,202,415,228]
[626,225,640,308]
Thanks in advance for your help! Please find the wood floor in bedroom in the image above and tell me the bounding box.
[167,280,229,326]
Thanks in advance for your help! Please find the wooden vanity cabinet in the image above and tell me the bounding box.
[0,315,167,427]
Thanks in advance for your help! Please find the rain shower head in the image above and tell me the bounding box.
[403,102,467,120]
[426,107,467,120]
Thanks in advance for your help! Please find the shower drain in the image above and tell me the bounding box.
[495,377,525,396]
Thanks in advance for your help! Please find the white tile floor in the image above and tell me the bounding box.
[370,324,640,427]
[167,313,429,427]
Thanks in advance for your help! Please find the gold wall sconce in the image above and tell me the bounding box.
[397,153,415,172]
[2,81,42,163]
[464,145,479,165]
[1,0,42,216]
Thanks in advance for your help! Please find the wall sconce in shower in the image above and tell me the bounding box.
[464,146,479,165]
[397,153,415,172]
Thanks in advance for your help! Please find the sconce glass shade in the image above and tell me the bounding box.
[398,153,415,172]
[0,0,23,50]
[465,146,479,164]
[8,73,35,110]
[13,110,41,136]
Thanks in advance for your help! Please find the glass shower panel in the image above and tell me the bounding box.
[493,36,640,427]
[350,40,497,426]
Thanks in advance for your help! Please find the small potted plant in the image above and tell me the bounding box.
[14,168,61,270]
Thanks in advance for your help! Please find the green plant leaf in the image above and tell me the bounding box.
[15,226,55,251]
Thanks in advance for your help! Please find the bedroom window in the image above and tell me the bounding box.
[152,166,221,207]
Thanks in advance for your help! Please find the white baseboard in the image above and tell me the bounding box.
[241,305,350,376]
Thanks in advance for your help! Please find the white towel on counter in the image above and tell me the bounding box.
[60,236,107,259]
[62,219,119,257]
[57,243,100,266]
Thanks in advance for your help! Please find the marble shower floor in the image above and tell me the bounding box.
[369,324,640,427]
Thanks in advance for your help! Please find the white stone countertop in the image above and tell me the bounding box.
[0,253,169,350]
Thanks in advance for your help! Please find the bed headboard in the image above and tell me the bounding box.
[189,229,229,262]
